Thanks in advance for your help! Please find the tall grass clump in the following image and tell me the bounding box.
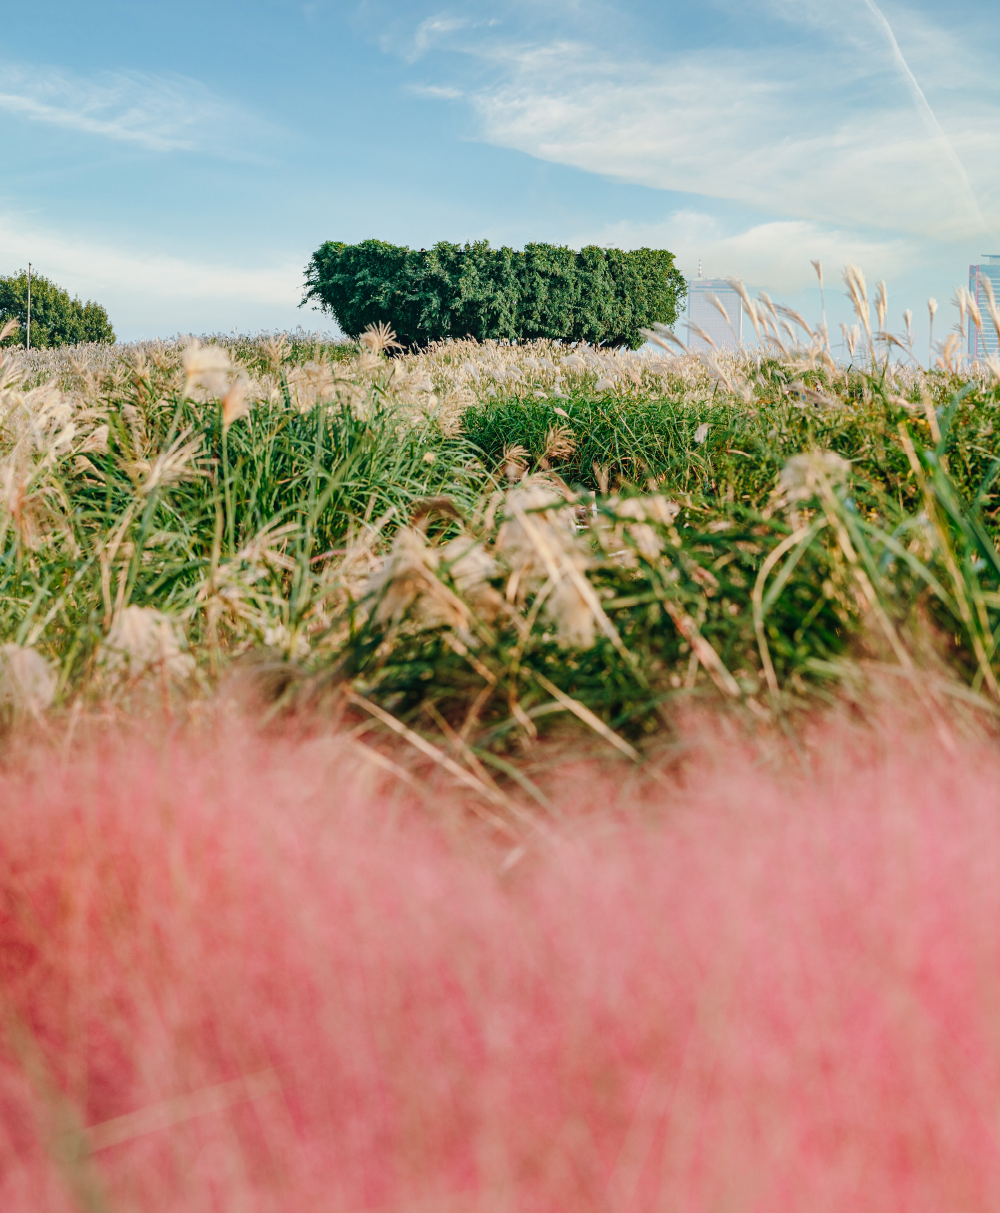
[3,715,1000,1209]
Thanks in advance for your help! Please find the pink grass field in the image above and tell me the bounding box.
[3,712,1000,1211]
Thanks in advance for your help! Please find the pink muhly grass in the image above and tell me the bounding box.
[1,720,1000,1209]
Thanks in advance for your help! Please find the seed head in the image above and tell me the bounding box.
[359,322,403,356]
[183,339,232,397]
[0,644,56,716]
[101,606,194,680]
[221,377,251,431]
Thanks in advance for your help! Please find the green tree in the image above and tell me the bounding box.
[515,243,581,342]
[0,270,115,348]
[303,240,686,349]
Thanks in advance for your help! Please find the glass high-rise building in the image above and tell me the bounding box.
[686,276,743,351]
[969,255,1000,360]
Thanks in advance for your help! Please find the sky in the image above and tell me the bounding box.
[2,0,998,352]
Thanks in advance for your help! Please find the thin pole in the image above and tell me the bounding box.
[26,263,31,350]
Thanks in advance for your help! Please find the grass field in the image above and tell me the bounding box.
[5,277,1000,1208]
[3,301,1000,760]
[4,708,1000,1211]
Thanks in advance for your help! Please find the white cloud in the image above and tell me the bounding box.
[391,1,1000,249]
[0,211,312,337]
[409,84,464,100]
[0,215,301,304]
[413,15,470,57]
[0,63,277,154]
[379,12,474,64]
[463,39,997,243]
[589,213,913,294]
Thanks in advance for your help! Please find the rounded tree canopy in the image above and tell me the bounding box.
[0,270,115,348]
[302,239,687,350]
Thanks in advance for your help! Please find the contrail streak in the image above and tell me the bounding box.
[860,0,991,237]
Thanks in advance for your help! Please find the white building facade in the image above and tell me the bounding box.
[969,256,1000,360]
[686,277,743,351]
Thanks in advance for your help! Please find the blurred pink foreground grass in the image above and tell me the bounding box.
[4,710,1000,1211]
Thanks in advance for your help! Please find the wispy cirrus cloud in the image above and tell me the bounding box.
[412,15,471,57]
[461,39,996,243]
[410,84,464,100]
[0,63,279,155]
[398,0,1000,279]
[373,6,512,65]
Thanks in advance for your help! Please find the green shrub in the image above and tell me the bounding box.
[0,269,115,348]
[302,239,686,349]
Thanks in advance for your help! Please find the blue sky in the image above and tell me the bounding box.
[2,0,998,350]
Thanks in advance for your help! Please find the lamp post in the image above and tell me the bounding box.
[26,263,31,350]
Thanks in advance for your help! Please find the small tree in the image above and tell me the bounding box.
[0,270,115,348]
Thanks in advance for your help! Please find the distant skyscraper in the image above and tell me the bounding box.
[969,255,1000,360]
[686,274,743,351]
